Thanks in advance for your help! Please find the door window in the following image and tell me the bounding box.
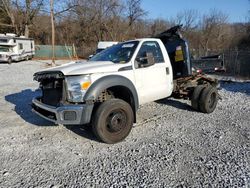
[18,43,23,50]
[135,41,164,68]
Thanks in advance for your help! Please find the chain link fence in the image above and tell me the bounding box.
[223,50,250,79]
[34,45,74,59]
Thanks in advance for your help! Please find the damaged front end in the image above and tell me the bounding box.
[34,71,65,107]
[32,71,93,125]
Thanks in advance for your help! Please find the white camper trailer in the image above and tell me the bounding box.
[0,33,35,63]
[89,41,119,59]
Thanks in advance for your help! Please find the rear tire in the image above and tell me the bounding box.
[199,86,218,113]
[191,85,205,111]
[92,99,134,144]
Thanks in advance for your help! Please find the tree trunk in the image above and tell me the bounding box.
[50,0,55,66]
[25,24,29,37]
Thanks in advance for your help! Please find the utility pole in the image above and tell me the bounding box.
[50,0,55,66]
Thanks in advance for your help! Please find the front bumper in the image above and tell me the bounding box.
[0,56,9,62]
[32,97,93,125]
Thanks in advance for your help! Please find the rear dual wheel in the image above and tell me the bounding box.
[92,99,134,144]
[191,85,205,111]
[191,85,218,113]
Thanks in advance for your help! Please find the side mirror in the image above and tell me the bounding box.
[136,52,155,68]
[88,54,93,60]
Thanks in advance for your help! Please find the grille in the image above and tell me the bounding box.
[41,79,64,106]
[34,71,65,106]
[34,71,64,81]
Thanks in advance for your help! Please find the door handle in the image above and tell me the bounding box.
[166,67,169,75]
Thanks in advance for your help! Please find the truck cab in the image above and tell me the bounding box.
[0,46,14,63]
[88,38,174,104]
[32,26,219,144]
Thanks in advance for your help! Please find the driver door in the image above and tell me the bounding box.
[134,41,170,104]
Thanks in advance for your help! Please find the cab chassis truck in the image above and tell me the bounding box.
[32,26,219,144]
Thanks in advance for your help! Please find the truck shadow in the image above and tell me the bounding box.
[220,81,250,96]
[5,89,54,126]
[155,98,195,112]
[64,124,99,142]
[5,89,100,141]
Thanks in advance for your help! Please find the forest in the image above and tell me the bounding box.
[0,0,250,58]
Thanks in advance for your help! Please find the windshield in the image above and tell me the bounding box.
[0,46,10,52]
[96,49,104,54]
[90,41,139,63]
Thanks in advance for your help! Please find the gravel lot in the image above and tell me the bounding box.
[0,60,250,187]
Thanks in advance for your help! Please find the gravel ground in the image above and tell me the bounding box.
[0,60,249,187]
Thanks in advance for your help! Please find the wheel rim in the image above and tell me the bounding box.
[208,92,216,109]
[106,110,127,133]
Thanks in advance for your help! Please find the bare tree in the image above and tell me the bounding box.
[0,0,16,31]
[150,19,170,36]
[50,0,55,65]
[68,0,122,42]
[0,0,44,37]
[0,0,241,59]
[175,9,199,30]
[0,9,11,33]
[199,9,229,55]
[126,0,147,26]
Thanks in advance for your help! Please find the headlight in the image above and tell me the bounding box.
[65,75,91,102]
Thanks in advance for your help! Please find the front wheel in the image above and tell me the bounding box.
[92,99,134,144]
[7,57,12,64]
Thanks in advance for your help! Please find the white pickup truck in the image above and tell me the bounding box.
[32,26,219,144]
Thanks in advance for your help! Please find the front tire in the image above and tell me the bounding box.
[92,99,134,144]
[7,57,12,64]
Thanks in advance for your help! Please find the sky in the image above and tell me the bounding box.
[141,0,249,23]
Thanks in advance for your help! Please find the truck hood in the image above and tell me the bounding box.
[38,61,130,76]
[0,52,11,55]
